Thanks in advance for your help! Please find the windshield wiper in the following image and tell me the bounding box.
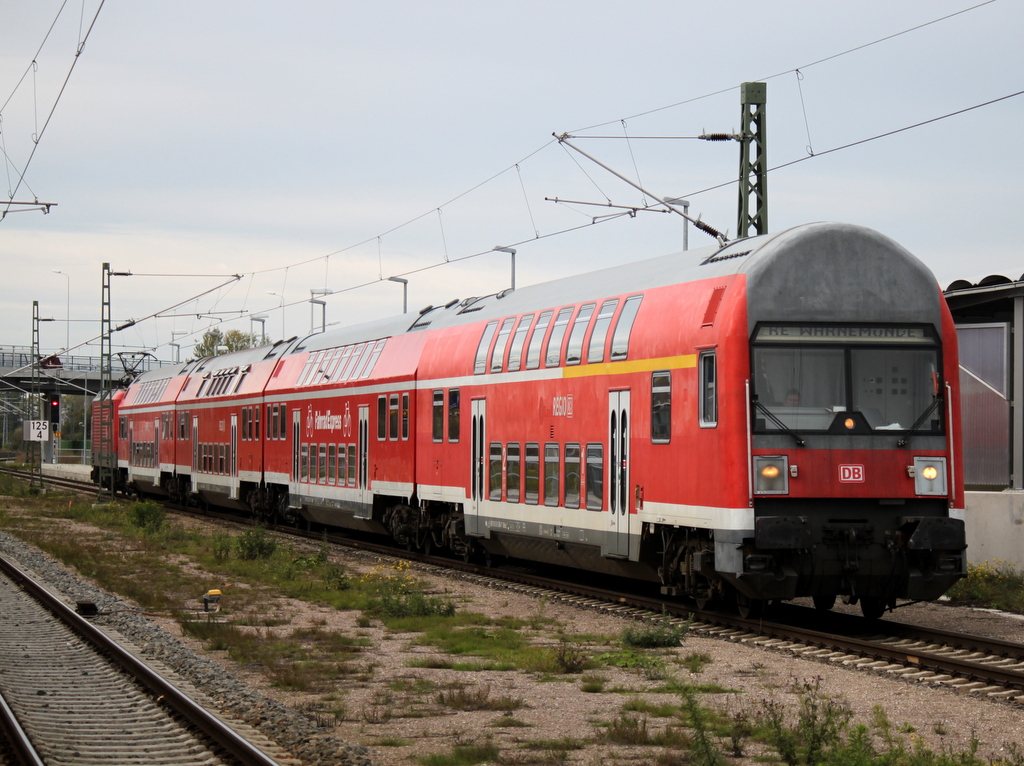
[897,396,942,447]
[753,399,805,446]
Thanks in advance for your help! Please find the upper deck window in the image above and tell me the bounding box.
[490,318,515,373]
[525,311,553,370]
[610,295,643,361]
[565,303,596,366]
[506,314,534,372]
[545,307,575,368]
[474,321,499,374]
[587,299,619,364]
[751,324,942,434]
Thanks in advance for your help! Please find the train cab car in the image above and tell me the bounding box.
[409,222,965,618]
[264,316,426,534]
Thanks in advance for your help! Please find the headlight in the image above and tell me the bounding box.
[913,456,947,496]
[754,455,789,495]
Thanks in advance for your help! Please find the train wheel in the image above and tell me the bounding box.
[859,597,886,620]
[735,593,765,620]
[813,594,837,612]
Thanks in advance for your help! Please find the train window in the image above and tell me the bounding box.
[279,404,287,440]
[489,443,503,500]
[474,321,499,374]
[490,317,516,372]
[389,394,399,440]
[506,314,534,372]
[525,310,553,370]
[565,303,596,366]
[338,446,346,485]
[545,307,575,368]
[401,393,410,440]
[330,346,353,381]
[585,443,604,511]
[350,343,373,380]
[610,295,643,361]
[347,444,357,485]
[524,443,540,504]
[323,349,344,381]
[254,406,260,441]
[506,443,521,503]
[699,351,717,427]
[319,444,328,483]
[448,388,460,442]
[119,416,127,439]
[564,444,581,509]
[432,390,444,442]
[338,344,362,381]
[178,412,188,440]
[544,443,560,506]
[328,444,337,484]
[301,444,309,482]
[218,444,226,474]
[652,371,672,443]
[196,374,210,398]
[241,408,249,441]
[270,405,278,441]
[377,396,387,440]
[587,299,619,364]
[359,339,387,379]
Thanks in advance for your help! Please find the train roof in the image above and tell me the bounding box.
[164,221,943,377]
[290,221,942,345]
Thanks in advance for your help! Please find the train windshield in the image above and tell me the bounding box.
[751,324,942,434]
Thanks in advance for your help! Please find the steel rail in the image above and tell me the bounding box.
[0,686,45,766]
[0,553,284,766]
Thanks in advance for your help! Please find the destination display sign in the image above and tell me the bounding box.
[755,325,930,343]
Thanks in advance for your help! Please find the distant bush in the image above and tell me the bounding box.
[622,612,691,648]
[236,526,277,560]
[129,500,165,531]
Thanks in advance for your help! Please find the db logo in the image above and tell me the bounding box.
[839,465,865,483]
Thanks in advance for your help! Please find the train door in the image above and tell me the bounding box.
[291,408,301,495]
[356,405,370,518]
[191,416,198,493]
[468,399,486,535]
[153,417,160,470]
[229,413,238,499]
[607,390,631,558]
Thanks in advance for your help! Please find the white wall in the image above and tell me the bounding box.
[965,491,1024,568]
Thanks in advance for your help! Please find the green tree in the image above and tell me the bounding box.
[190,328,256,359]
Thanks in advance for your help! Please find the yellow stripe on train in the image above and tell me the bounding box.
[561,353,697,379]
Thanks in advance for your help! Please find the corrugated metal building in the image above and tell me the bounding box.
[945,276,1022,490]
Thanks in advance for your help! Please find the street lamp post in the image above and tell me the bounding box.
[170,330,187,364]
[250,314,268,345]
[492,246,516,291]
[267,291,286,338]
[52,269,70,352]
[387,276,408,313]
[664,198,691,250]
[310,289,332,333]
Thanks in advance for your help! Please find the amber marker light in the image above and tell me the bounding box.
[844,418,855,430]
[921,466,938,481]
[761,465,780,479]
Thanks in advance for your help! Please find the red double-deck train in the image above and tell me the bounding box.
[92,222,966,618]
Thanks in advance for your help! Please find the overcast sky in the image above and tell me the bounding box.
[2,1,1021,361]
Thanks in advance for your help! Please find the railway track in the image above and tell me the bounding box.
[6,466,1024,707]
[0,553,288,766]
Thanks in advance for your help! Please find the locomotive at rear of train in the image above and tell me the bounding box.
[94,222,966,618]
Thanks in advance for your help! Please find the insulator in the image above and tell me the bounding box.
[694,219,727,241]
[699,133,735,142]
